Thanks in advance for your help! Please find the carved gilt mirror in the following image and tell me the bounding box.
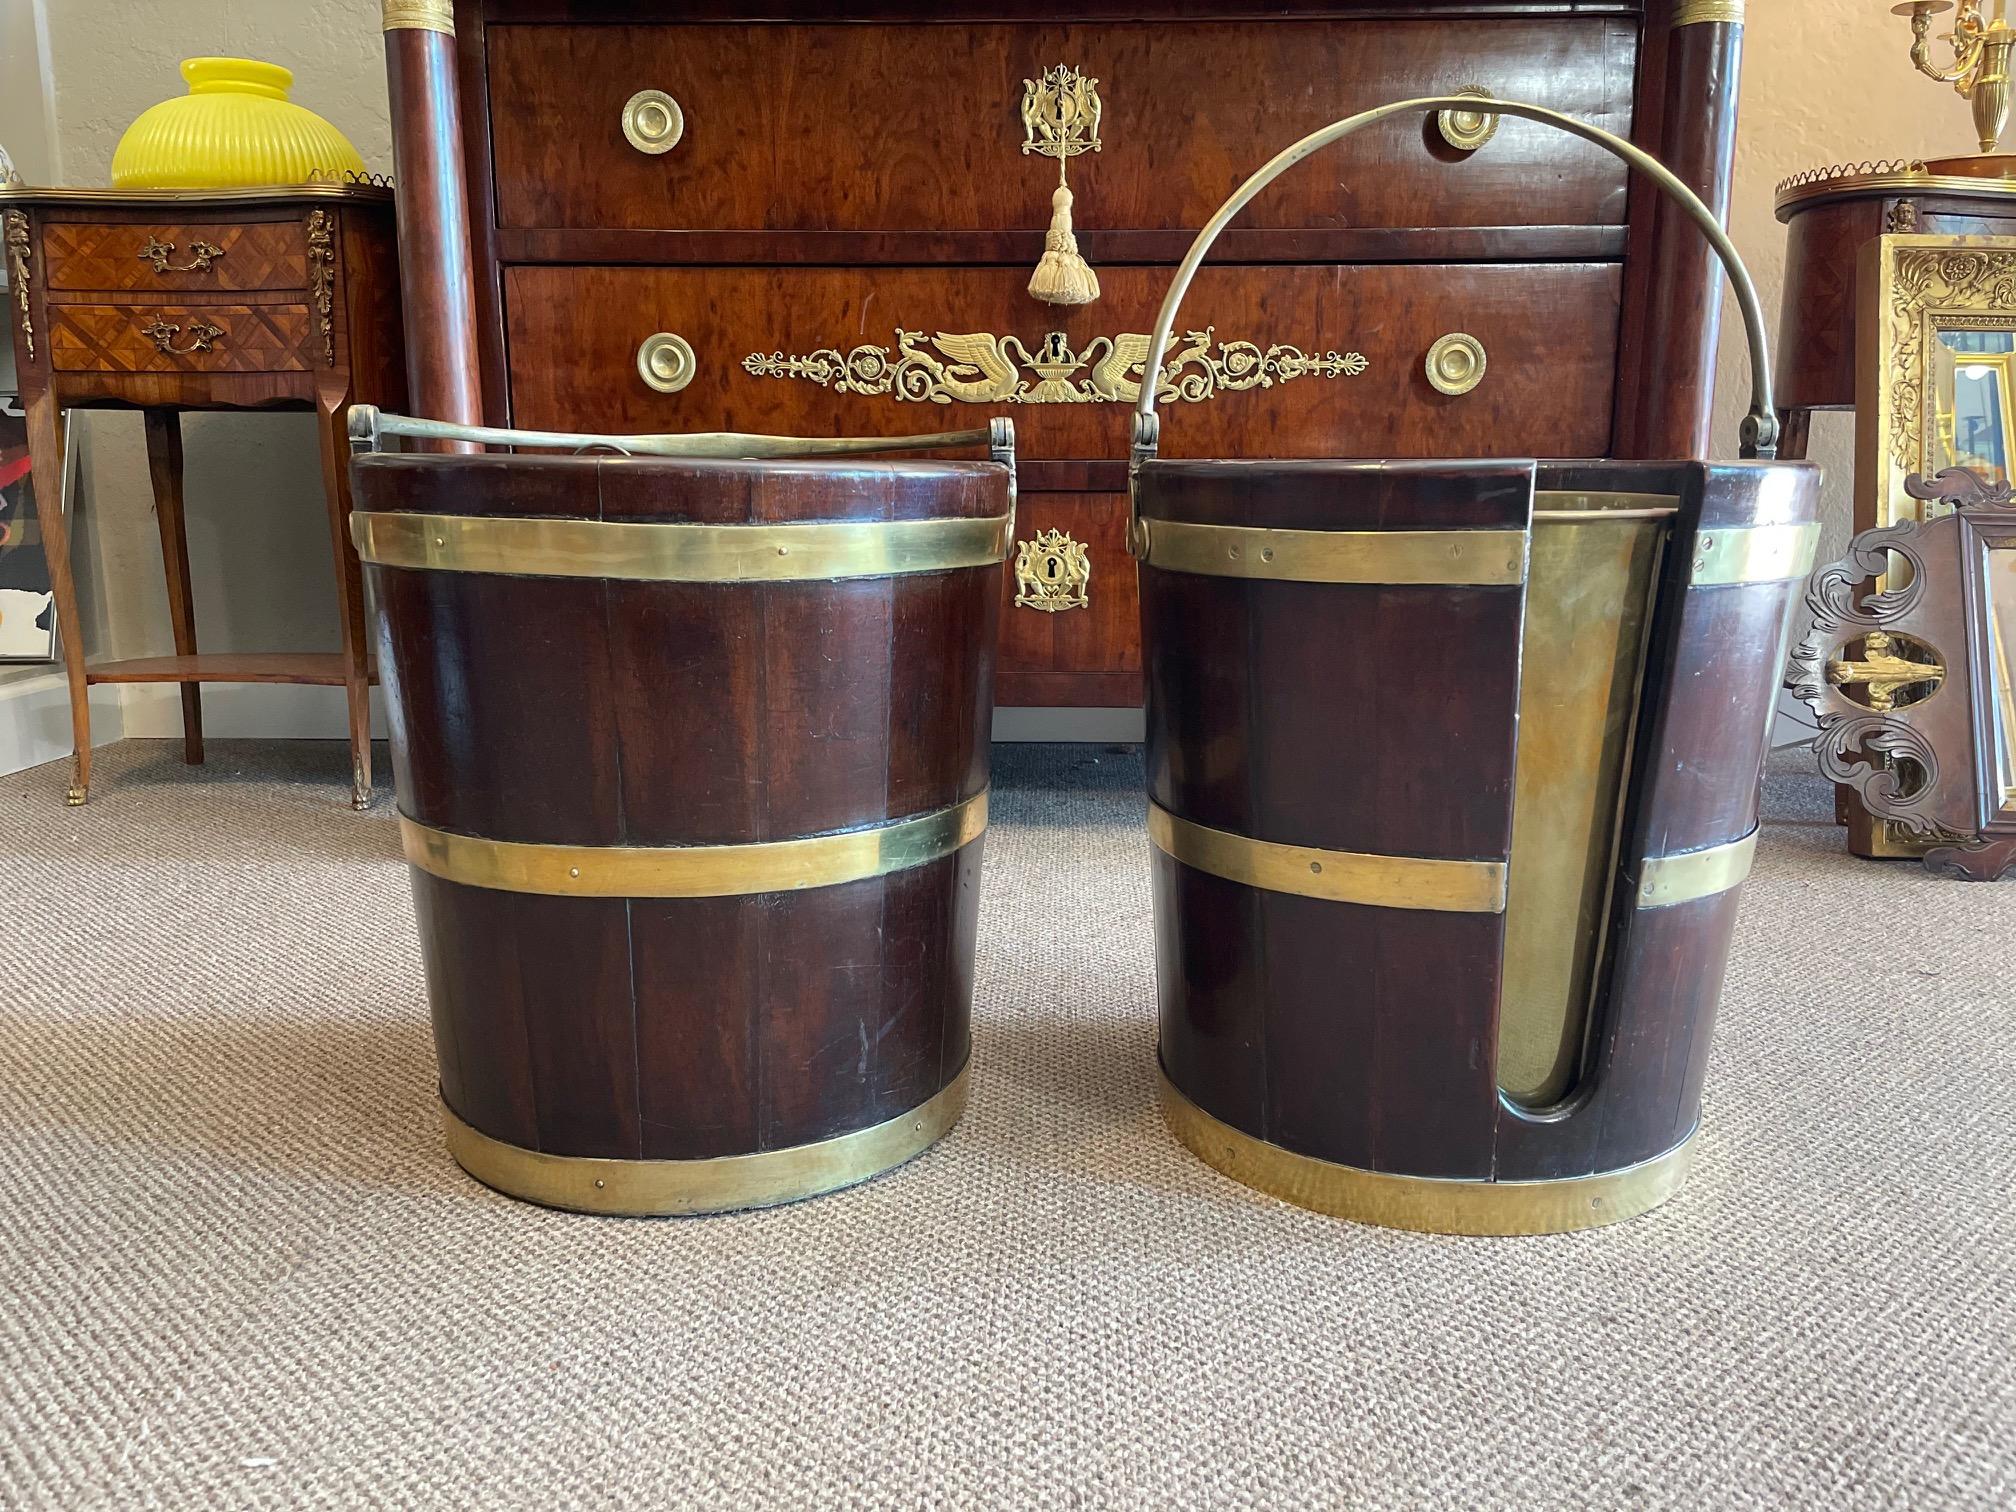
[1862,235,2016,533]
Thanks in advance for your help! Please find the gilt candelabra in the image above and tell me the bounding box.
[1896,0,2016,154]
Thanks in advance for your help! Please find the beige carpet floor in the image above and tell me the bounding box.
[0,738,2011,1509]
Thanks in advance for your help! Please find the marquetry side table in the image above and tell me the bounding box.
[0,183,404,808]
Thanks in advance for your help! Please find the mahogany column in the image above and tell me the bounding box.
[383,0,482,449]
[1615,1,1745,459]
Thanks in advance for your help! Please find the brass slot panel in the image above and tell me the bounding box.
[1139,519,1527,587]
[1498,506,1671,1109]
[1148,803,1508,915]
[401,791,987,899]
[352,510,1011,584]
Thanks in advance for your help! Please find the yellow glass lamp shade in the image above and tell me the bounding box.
[111,58,367,190]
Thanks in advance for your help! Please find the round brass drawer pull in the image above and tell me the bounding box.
[1425,333,1488,396]
[1437,88,1500,151]
[622,89,685,155]
[637,332,697,394]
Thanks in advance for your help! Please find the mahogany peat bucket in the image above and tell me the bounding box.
[348,409,1015,1215]
[1126,98,1823,1233]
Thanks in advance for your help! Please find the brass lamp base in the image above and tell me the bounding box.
[1159,1068,1697,1236]
[441,1063,969,1216]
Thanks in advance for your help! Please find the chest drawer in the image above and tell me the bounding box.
[505,263,1621,462]
[487,19,1636,236]
[48,302,316,374]
[41,218,311,295]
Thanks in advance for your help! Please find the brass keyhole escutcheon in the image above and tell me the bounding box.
[1425,333,1488,396]
[636,332,697,394]
[1437,88,1500,151]
[1014,528,1091,613]
[622,89,685,155]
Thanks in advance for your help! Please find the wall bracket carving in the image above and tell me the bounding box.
[1789,467,2016,845]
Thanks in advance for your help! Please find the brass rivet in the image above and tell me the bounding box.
[777,546,789,556]
[1228,544,1242,560]
[1309,861,1323,874]
[594,1178,607,1189]
[569,867,581,878]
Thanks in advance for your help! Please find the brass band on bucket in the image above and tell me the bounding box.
[401,792,988,898]
[444,1062,970,1217]
[1634,828,1758,908]
[1159,1068,1696,1235]
[1137,520,1528,586]
[1148,802,1508,914]
[1688,521,1820,586]
[351,510,1012,584]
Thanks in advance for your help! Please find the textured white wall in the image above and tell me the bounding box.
[33,0,388,687]
[1711,4,1978,566]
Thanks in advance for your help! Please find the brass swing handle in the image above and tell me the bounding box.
[1128,93,1782,508]
[141,318,225,355]
[138,235,226,274]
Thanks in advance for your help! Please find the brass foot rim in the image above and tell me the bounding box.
[64,787,87,806]
[1159,1067,1696,1235]
[443,1062,969,1216]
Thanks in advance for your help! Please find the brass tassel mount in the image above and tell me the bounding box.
[1022,64,1103,307]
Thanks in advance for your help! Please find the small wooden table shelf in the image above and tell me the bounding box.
[85,652,367,686]
[0,183,405,808]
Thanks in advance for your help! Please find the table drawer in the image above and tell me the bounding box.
[505,263,1622,462]
[41,218,311,295]
[488,19,1635,235]
[48,302,317,374]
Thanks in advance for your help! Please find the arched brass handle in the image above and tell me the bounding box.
[622,90,685,155]
[141,318,225,355]
[1130,94,1782,479]
[138,235,226,274]
[1425,333,1488,396]
[1437,89,1499,151]
[637,332,697,394]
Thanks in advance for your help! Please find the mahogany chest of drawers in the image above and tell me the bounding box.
[390,0,1746,708]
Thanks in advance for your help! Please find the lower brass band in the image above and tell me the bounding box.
[401,792,988,899]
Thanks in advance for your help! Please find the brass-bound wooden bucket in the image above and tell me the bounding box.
[349,410,1014,1215]
[1129,99,1822,1234]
